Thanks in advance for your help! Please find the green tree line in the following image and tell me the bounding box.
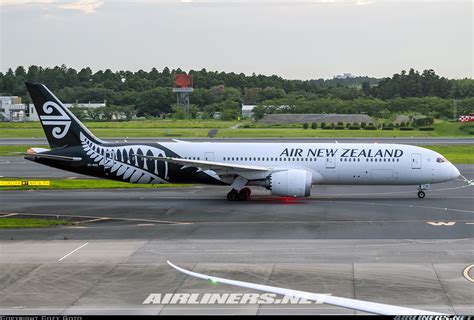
[0,65,473,119]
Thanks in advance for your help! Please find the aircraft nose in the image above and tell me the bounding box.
[452,165,460,179]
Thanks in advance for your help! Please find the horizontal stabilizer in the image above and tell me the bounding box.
[22,153,82,162]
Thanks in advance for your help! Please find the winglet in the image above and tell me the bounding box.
[167,260,216,282]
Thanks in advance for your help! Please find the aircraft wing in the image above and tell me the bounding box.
[134,155,269,173]
[167,261,443,315]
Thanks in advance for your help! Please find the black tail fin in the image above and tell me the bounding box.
[25,82,103,149]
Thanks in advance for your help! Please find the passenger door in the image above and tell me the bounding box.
[325,156,335,169]
[411,153,422,169]
[372,169,393,183]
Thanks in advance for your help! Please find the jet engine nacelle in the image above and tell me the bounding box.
[266,169,312,197]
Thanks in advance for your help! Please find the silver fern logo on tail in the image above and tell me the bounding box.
[80,132,169,184]
[39,101,71,139]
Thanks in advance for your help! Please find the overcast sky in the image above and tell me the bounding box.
[0,0,472,79]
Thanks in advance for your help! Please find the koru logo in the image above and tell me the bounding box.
[39,101,72,139]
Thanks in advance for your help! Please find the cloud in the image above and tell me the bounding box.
[170,0,370,6]
[355,0,375,5]
[1,0,55,5]
[57,0,104,14]
[1,0,104,14]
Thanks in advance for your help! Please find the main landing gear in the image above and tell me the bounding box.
[417,184,430,199]
[227,187,251,201]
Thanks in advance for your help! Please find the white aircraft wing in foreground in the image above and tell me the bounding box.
[167,261,443,315]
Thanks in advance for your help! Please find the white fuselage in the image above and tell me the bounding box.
[161,141,460,186]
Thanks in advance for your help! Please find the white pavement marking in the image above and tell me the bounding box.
[0,211,191,225]
[0,213,18,218]
[426,222,456,226]
[315,200,474,215]
[463,265,474,283]
[79,217,110,224]
[58,242,89,262]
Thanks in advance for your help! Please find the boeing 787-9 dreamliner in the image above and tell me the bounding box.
[23,82,460,200]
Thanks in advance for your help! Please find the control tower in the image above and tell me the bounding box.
[172,74,193,115]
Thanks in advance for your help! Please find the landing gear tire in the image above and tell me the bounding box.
[227,188,251,201]
[417,191,425,199]
[227,190,239,201]
[238,189,250,201]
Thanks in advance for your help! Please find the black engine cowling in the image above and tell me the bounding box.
[266,169,312,197]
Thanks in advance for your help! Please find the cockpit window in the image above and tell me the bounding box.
[436,157,447,163]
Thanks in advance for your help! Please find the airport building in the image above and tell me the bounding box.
[0,94,106,121]
[241,104,256,119]
[0,95,27,121]
[26,101,106,121]
[334,73,355,79]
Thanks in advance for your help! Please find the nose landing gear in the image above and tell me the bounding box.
[417,184,430,199]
